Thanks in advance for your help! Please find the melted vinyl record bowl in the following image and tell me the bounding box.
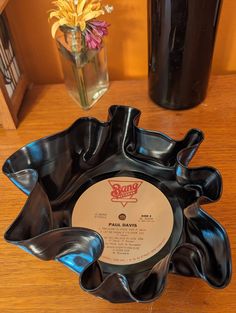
[3,105,232,303]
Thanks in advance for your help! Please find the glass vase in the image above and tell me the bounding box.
[56,26,109,110]
[148,0,222,110]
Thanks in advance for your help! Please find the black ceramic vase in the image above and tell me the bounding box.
[148,0,222,109]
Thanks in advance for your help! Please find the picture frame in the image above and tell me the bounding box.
[0,0,28,129]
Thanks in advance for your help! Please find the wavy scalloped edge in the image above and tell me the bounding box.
[3,105,232,303]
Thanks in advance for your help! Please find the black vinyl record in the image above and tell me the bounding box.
[3,105,231,303]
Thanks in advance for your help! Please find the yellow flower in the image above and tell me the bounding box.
[49,0,105,37]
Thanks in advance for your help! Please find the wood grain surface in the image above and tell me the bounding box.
[0,76,235,313]
[0,0,9,13]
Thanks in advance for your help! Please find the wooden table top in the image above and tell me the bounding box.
[0,76,235,313]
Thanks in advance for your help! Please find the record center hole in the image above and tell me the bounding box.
[119,214,126,221]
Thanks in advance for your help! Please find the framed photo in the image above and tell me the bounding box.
[0,1,28,129]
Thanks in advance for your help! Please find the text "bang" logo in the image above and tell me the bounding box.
[108,180,143,207]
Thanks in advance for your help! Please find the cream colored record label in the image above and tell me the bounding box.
[72,177,174,265]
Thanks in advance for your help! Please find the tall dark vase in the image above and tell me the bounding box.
[148,0,222,110]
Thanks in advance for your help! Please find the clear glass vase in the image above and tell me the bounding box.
[56,26,109,110]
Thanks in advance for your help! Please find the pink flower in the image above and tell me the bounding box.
[85,20,110,49]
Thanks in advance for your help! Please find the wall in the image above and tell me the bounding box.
[5,0,236,84]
